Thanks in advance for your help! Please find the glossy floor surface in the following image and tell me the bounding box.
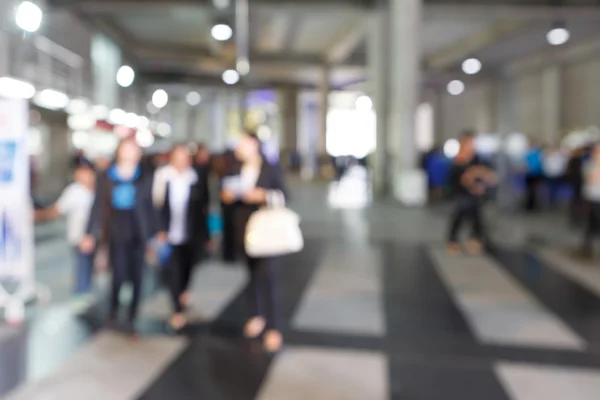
[3,176,600,399]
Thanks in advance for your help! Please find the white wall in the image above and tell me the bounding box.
[563,57,600,130]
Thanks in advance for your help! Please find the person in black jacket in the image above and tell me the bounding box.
[221,131,287,352]
[155,144,209,329]
[80,136,160,337]
[447,132,497,255]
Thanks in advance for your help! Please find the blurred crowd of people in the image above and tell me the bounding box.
[34,132,287,352]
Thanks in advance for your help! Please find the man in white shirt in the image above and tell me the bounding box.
[543,146,568,208]
[36,163,96,300]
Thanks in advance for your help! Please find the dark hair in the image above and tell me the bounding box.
[461,129,476,139]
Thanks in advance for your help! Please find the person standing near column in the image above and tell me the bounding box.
[221,131,287,352]
[524,142,544,212]
[155,144,208,329]
[447,131,497,255]
[580,143,600,257]
[80,137,160,338]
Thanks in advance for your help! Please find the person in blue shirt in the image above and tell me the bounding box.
[524,143,544,211]
[80,137,161,338]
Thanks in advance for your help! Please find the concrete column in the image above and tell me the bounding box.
[387,0,426,205]
[318,66,330,158]
[495,74,518,212]
[171,99,188,142]
[279,86,299,154]
[211,91,228,152]
[0,32,8,77]
[298,92,317,179]
[91,34,121,108]
[541,65,562,144]
[368,9,389,195]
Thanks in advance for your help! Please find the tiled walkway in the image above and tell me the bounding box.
[2,177,600,399]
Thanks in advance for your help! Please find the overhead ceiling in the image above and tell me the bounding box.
[47,0,600,91]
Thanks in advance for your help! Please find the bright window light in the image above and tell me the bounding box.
[447,80,465,96]
[16,1,42,33]
[0,77,35,99]
[462,58,482,75]
[108,108,126,125]
[116,65,135,88]
[547,27,570,46]
[152,89,168,108]
[443,138,460,158]
[186,91,201,106]
[222,69,240,85]
[34,89,70,110]
[355,95,373,112]
[415,103,434,152]
[326,109,376,158]
[211,24,233,41]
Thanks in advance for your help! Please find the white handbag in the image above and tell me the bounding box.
[244,192,304,257]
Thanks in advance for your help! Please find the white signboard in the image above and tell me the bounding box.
[0,99,33,281]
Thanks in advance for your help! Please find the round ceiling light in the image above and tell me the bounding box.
[186,91,201,106]
[116,65,135,88]
[547,27,570,46]
[16,1,42,33]
[211,24,233,41]
[355,95,373,112]
[443,139,460,158]
[152,89,169,108]
[462,58,482,75]
[447,80,465,96]
[222,69,240,85]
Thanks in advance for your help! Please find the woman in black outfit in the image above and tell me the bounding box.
[221,132,287,352]
[156,144,209,329]
[81,137,160,337]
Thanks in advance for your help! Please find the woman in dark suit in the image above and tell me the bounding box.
[155,144,208,329]
[81,136,159,338]
[221,132,287,352]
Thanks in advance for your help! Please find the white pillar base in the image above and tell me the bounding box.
[392,168,428,206]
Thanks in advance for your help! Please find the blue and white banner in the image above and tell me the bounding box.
[0,99,33,281]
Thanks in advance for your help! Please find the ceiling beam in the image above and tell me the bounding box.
[324,18,366,64]
[423,4,600,21]
[425,21,524,70]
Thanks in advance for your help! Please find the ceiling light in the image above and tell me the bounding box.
[211,24,233,41]
[156,122,171,137]
[34,89,70,110]
[447,80,465,96]
[108,108,126,125]
[547,27,570,46]
[66,98,89,115]
[443,139,460,158]
[237,58,250,76]
[222,69,240,85]
[462,58,482,75]
[116,65,135,88]
[15,1,42,33]
[152,89,168,108]
[355,95,373,112]
[0,77,35,99]
[186,91,201,106]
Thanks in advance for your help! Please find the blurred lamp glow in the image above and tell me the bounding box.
[447,80,465,96]
[0,77,35,99]
[157,122,171,137]
[124,112,139,128]
[443,139,460,158]
[67,114,96,131]
[137,116,150,129]
[136,129,155,148]
[222,69,240,85]
[108,108,126,125]
[16,1,42,33]
[152,89,168,108]
[211,24,233,41]
[116,65,135,88]
[462,58,482,75]
[92,104,109,120]
[72,131,88,150]
[147,101,159,114]
[34,89,69,110]
[66,98,88,115]
[186,91,201,106]
[355,95,373,112]
[547,27,570,46]
[257,125,272,140]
